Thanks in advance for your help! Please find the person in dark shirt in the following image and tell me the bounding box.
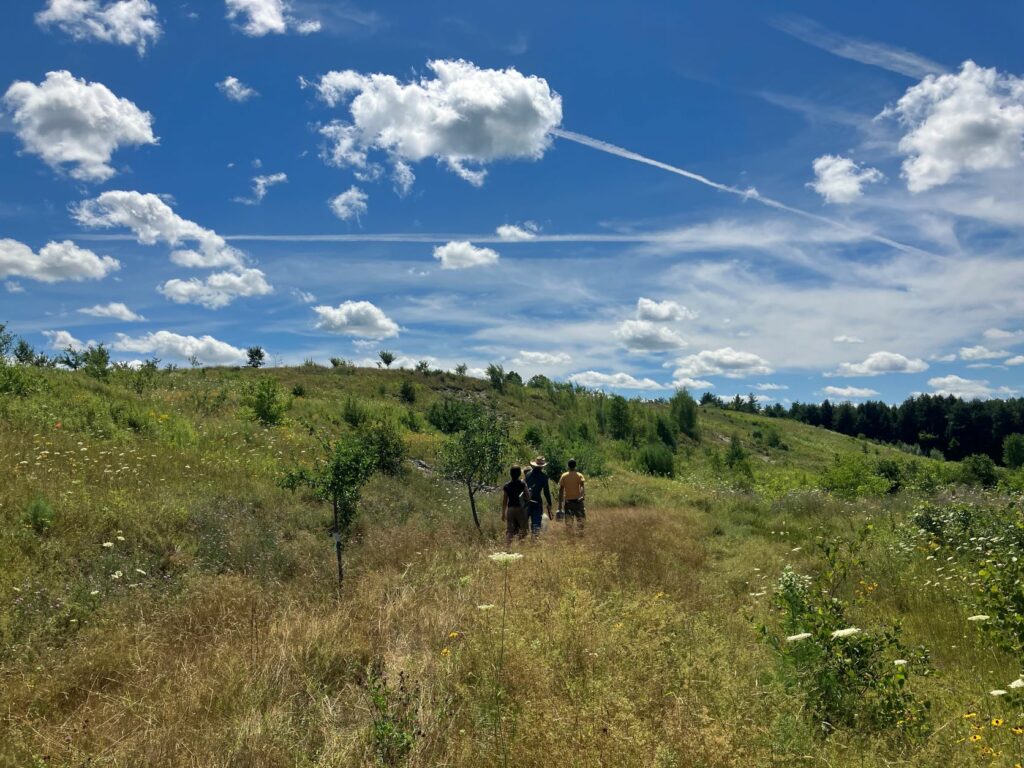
[524,456,553,536]
[502,465,531,542]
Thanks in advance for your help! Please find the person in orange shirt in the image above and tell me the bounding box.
[557,458,586,529]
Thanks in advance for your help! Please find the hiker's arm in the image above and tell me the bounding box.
[579,477,586,500]
[542,480,552,511]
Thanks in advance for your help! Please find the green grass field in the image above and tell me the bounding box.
[2,364,1022,767]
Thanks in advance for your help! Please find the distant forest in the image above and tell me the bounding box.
[700,392,1024,465]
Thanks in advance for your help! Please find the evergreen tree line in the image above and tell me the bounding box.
[701,391,1024,467]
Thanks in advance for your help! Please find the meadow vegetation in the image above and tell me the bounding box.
[3,342,1024,766]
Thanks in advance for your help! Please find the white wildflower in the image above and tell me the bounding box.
[110,570,123,580]
[894,659,907,666]
[488,552,523,565]
[967,615,990,622]
[477,604,496,611]
[1009,679,1024,689]
[830,627,861,639]
[786,632,812,643]
[991,689,1008,697]
[102,541,114,548]
[89,590,99,595]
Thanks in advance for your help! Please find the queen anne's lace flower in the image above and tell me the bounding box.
[488,552,523,565]
[830,627,861,639]
[967,615,990,622]
[786,632,812,643]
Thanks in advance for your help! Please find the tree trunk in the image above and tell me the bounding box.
[333,499,344,587]
[468,481,481,530]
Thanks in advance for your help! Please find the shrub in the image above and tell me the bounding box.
[426,398,473,434]
[81,344,111,379]
[342,397,368,428]
[362,419,407,475]
[636,443,674,477]
[821,453,893,499]
[330,357,354,370]
[655,417,676,450]
[291,383,306,398]
[1003,433,1024,469]
[398,380,416,403]
[523,424,544,447]
[760,536,931,739]
[245,377,289,426]
[23,495,55,535]
[959,453,998,487]
[540,434,606,479]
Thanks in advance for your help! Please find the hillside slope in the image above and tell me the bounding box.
[0,365,1016,767]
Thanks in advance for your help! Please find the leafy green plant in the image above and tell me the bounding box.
[760,534,931,739]
[439,406,509,529]
[426,398,473,434]
[362,419,407,475]
[365,663,419,765]
[23,495,55,535]
[636,443,674,477]
[244,377,289,426]
[281,428,377,585]
[398,380,416,403]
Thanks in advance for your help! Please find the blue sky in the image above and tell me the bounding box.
[2,0,1024,404]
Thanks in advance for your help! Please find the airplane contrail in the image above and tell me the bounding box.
[551,128,929,257]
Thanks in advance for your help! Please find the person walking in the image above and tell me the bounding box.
[501,465,531,542]
[524,456,553,536]
[557,458,586,530]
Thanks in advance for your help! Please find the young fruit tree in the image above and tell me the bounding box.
[439,406,509,530]
[281,430,376,586]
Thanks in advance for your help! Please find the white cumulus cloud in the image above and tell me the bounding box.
[308,59,562,187]
[1006,356,1024,366]
[313,301,399,339]
[636,297,696,322]
[217,76,259,102]
[568,371,665,391]
[882,61,1024,192]
[113,330,246,365]
[615,320,687,352]
[672,376,713,390]
[496,223,539,241]
[433,241,499,270]
[0,238,119,283]
[808,155,883,203]
[834,351,928,377]
[328,186,368,221]
[983,327,1024,343]
[159,268,272,309]
[3,70,157,182]
[928,374,1017,400]
[235,172,287,205]
[78,302,144,321]
[43,329,90,351]
[822,385,880,399]
[673,347,774,379]
[36,0,162,55]
[74,190,244,268]
[225,0,319,36]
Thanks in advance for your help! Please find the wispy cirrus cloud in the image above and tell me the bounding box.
[772,15,946,78]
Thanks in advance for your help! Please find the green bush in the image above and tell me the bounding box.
[426,398,473,434]
[398,380,416,404]
[820,453,894,499]
[1004,433,1024,469]
[23,495,55,535]
[636,443,674,477]
[244,377,289,426]
[959,453,998,487]
[540,435,606,479]
[291,383,306,398]
[761,536,931,739]
[342,397,368,428]
[362,419,407,475]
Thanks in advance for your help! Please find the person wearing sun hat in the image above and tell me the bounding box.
[524,456,553,536]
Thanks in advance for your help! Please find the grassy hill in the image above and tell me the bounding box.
[1,364,1021,767]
